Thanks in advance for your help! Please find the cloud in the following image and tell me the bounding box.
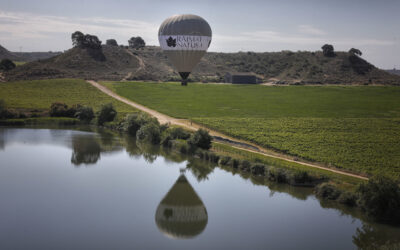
[212,29,394,51]
[0,10,159,46]
[0,10,395,53]
[298,25,326,35]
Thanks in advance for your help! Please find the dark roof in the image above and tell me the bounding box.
[226,72,256,76]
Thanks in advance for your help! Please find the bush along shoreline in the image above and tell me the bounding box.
[1,99,399,225]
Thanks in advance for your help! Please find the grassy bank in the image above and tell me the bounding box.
[103,81,400,180]
[0,79,137,119]
[0,117,80,126]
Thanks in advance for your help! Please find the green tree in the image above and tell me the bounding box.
[136,123,161,144]
[0,59,16,71]
[349,48,362,56]
[97,103,117,125]
[75,106,94,123]
[71,31,102,49]
[357,176,400,224]
[71,31,84,47]
[106,39,118,46]
[322,44,335,57]
[128,36,146,49]
[188,129,212,150]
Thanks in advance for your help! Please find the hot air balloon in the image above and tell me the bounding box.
[155,174,208,238]
[158,14,212,86]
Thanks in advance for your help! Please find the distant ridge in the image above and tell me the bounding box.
[0,44,61,62]
[4,45,400,85]
[386,69,400,76]
[0,45,22,61]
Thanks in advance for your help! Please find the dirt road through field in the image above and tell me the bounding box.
[87,80,369,181]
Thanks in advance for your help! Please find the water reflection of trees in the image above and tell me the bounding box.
[186,158,214,182]
[0,129,4,150]
[71,135,101,165]
[353,223,400,249]
[124,135,188,164]
[70,131,123,166]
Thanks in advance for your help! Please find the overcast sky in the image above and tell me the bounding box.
[0,0,399,68]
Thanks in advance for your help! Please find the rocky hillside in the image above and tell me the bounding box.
[0,45,22,61]
[5,45,400,85]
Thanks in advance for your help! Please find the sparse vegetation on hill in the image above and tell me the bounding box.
[4,44,400,84]
[5,45,141,81]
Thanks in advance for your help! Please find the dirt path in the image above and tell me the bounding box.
[123,49,146,81]
[87,80,369,181]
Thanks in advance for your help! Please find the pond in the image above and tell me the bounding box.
[0,127,399,249]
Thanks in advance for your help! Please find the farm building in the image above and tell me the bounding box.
[224,72,259,84]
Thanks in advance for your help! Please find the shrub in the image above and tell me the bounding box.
[97,103,117,125]
[187,128,212,150]
[136,122,161,144]
[49,102,69,117]
[161,134,172,147]
[123,114,142,135]
[49,103,84,118]
[124,113,159,136]
[75,106,94,122]
[337,191,357,207]
[0,59,16,71]
[357,176,400,224]
[67,104,82,117]
[315,183,342,200]
[1,108,19,119]
[169,127,190,140]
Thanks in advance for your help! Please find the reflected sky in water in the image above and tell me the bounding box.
[0,128,399,249]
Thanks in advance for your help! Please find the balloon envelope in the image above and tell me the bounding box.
[158,14,212,84]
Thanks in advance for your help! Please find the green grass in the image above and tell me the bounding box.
[0,79,137,118]
[14,61,26,66]
[103,81,400,180]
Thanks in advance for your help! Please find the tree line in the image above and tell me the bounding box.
[71,31,145,49]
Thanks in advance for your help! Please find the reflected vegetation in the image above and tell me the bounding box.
[155,174,208,239]
[71,135,101,165]
[1,127,400,248]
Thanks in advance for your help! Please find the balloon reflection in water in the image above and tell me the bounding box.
[155,174,208,239]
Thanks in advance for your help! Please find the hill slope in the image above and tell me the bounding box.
[5,45,400,85]
[0,45,22,61]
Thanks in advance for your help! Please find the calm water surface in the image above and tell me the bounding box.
[0,127,399,249]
